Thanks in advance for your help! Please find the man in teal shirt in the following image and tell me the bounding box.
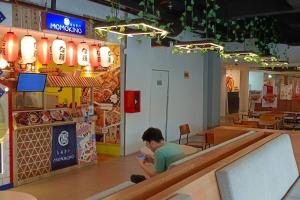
[137,127,185,177]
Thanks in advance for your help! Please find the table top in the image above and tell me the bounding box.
[0,191,37,200]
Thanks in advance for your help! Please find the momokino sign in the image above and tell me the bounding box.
[44,12,85,35]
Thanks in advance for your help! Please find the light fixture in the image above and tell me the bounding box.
[37,37,51,66]
[268,74,272,79]
[260,55,278,63]
[100,46,113,68]
[94,19,168,38]
[21,35,36,64]
[174,39,224,53]
[66,41,77,67]
[52,38,66,65]
[0,54,8,69]
[2,31,19,63]
[90,44,100,68]
[77,42,90,66]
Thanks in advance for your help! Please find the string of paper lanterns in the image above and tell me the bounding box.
[0,31,114,69]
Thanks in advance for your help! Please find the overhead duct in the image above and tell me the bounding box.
[286,0,300,8]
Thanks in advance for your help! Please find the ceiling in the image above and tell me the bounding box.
[89,0,300,45]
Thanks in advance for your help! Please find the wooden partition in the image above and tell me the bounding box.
[104,131,273,200]
[206,126,249,145]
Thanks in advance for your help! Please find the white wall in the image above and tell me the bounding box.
[249,71,264,91]
[125,37,205,155]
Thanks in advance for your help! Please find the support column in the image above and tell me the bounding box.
[203,52,221,129]
[240,69,249,112]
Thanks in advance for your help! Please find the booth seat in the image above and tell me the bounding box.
[88,130,270,200]
[216,134,299,200]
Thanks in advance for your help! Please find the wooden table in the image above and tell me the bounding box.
[258,120,279,129]
[0,191,37,200]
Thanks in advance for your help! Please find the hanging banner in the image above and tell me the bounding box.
[52,124,77,171]
[280,84,293,100]
[76,122,96,164]
[43,12,86,35]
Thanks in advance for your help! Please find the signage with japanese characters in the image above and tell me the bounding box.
[52,124,77,170]
[44,12,85,35]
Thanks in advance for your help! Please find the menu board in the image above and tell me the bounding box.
[13,109,73,127]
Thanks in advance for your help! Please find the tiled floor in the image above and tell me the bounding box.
[11,154,145,200]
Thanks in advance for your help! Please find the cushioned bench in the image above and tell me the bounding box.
[216,134,299,200]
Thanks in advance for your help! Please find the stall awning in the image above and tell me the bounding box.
[47,76,102,88]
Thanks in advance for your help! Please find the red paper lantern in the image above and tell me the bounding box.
[90,44,100,67]
[37,37,51,65]
[66,41,77,66]
[2,32,19,62]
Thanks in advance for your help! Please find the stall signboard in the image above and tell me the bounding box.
[76,122,96,164]
[0,11,6,23]
[44,12,85,35]
[52,124,77,170]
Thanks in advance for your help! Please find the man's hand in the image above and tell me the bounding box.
[144,155,154,164]
[137,159,145,166]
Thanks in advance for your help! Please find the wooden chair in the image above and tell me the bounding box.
[179,124,206,150]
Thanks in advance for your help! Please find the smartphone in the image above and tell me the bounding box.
[136,154,146,160]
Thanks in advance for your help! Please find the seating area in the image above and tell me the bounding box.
[88,128,272,199]
[88,128,300,200]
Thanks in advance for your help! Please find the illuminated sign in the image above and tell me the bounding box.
[44,12,85,35]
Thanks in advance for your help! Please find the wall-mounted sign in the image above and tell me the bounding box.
[43,12,85,35]
[0,11,6,23]
[52,124,77,171]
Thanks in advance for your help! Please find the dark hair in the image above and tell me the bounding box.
[142,127,164,142]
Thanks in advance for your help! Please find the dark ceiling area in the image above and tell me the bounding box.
[90,0,300,45]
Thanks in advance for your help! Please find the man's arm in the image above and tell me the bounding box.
[138,160,157,177]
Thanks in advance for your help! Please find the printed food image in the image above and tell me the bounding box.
[105,125,120,144]
[50,110,63,121]
[29,112,41,125]
[62,110,72,121]
[42,111,51,123]
[95,108,105,128]
[105,110,121,126]
[14,112,29,126]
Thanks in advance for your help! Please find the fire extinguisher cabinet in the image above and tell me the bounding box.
[124,90,140,113]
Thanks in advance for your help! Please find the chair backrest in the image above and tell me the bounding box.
[179,124,190,136]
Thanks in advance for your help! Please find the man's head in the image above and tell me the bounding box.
[142,127,164,151]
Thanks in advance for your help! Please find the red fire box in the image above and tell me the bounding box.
[124,90,140,113]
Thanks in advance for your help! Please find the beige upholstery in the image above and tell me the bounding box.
[216,134,299,200]
[168,131,256,169]
[85,181,134,200]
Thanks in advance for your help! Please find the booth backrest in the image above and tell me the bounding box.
[169,131,256,169]
[216,134,299,200]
